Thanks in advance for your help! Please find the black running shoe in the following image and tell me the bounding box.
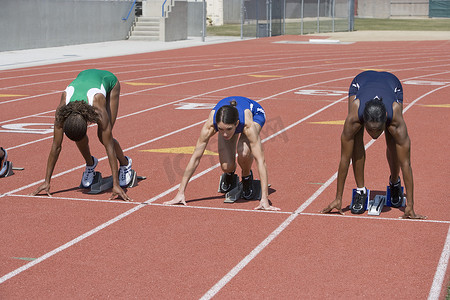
[242,171,254,200]
[351,191,366,214]
[220,172,234,193]
[389,178,403,208]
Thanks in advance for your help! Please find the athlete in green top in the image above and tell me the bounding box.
[31,69,133,201]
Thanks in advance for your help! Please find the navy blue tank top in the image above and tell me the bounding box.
[349,71,403,125]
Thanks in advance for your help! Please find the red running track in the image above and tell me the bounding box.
[0,35,449,299]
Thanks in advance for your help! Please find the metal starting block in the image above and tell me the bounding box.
[365,186,406,216]
[368,195,385,216]
[0,161,14,178]
[224,179,262,203]
[218,173,239,193]
[81,170,146,194]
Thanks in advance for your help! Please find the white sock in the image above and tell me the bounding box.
[356,187,366,194]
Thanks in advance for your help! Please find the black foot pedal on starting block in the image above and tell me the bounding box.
[385,185,406,208]
[224,180,263,203]
[79,172,113,194]
[0,161,14,178]
[125,170,146,188]
[218,173,239,193]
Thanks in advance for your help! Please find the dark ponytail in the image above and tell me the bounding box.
[215,99,239,125]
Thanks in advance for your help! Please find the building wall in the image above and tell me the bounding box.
[356,0,429,18]
[0,0,135,52]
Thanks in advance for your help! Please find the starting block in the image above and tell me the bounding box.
[224,179,262,203]
[218,173,239,193]
[386,185,406,207]
[0,161,14,178]
[366,186,406,216]
[368,195,386,216]
[81,170,146,194]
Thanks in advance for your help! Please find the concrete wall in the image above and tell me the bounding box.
[357,0,429,18]
[160,1,188,41]
[188,2,205,37]
[142,0,165,16]
[0,0,135,52]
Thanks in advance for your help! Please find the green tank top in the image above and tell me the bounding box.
[65,69,118,105]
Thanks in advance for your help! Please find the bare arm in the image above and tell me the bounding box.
[30,93,66,196]
[388,104,425,219]
[321,99,362,214]
[242,111,279,210]
[164,111,216,205]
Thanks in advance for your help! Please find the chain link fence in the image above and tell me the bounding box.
[241,0,354,38]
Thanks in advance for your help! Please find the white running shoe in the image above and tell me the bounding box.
[81,156,98,188]
[119,156,132,187]
[0,147,8,177]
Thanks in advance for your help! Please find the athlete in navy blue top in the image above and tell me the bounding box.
[165,96,279,211]
[321,71,425,219]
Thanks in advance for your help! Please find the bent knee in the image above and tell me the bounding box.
[220,162,236,173]
[237,143,252,159]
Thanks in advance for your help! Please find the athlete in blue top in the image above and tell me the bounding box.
[321,71,425,219]
[31,69,132,201]
[164,96,279,211]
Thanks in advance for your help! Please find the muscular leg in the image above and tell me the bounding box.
[104,81,127,166]
[107,81,120,127]
[76,135,94,166]
[97,129,128,166]
[352,126,365,188]
[237,132,254,178]
[218,134,238,173]
[385,129,400,182]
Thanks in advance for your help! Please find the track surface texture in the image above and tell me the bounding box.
[0,34,449,299]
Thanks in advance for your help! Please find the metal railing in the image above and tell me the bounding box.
[122,0,137,21]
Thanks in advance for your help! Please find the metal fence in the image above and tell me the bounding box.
[241,0,354,38]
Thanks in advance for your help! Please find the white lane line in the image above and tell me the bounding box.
[428,225,450,300]
[8,193,144,205]
[199,84,449,299]
[299,212,450,224]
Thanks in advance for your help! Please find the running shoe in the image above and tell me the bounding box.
[119,156,132,187]
[220,172,235,193]
[0,147,8,177]
[81,156,98,188]
[242,170,254,200]
[351,191,366,214]
[389,178,403,208]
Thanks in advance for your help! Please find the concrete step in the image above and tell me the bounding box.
[137,16,160,22]
[129,16,161,41]
[136,21,159,26]
[133,26,159,32]
[131,31,159,37]
[128,35,159,41]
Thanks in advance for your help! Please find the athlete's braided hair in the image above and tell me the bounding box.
[363,97,387,124]
[215,99,239,125]
[56,100,100,141]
